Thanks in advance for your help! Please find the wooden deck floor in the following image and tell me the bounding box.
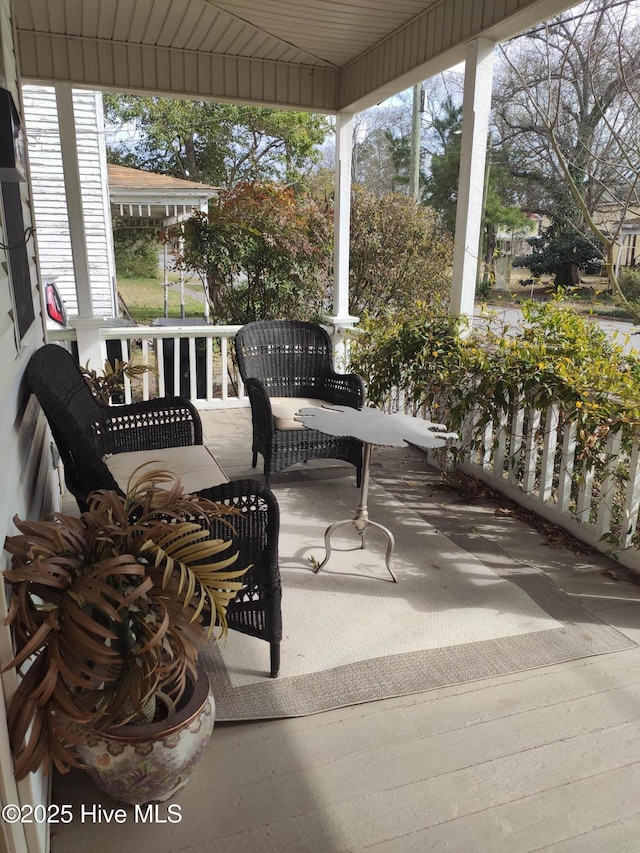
[51,408,640,853]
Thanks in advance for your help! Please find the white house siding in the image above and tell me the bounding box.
[0,5,59,853]
[22,85,116,319]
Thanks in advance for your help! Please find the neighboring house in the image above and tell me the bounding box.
[597,205,640,272]
[617,218,640,269]
[108,163,217,229]
[595,188,640,272]
[108,163,219,311]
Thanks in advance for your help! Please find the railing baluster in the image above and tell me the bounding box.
[493,405,508,479]
[539,403,559,503]
[595,430,622,542]
[576,463,595,525]
[557,420,577,515]
[119,338,132,404]
[221,337,229,400]
[157,339,166,397]
[173,337,180,396]
[508,399,525,486]
[188,337,197,401]
[141,339,150,401]
[482,419,493,470]
[622,443,640,549]
[522,408,540,495]
[206,337,213,402]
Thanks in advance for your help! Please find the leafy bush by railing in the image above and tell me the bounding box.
[350,300,640,557]
[351,299,640,453]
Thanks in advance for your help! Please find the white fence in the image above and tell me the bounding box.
[101,324,246,409]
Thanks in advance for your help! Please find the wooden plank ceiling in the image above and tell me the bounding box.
[14,0,575,112]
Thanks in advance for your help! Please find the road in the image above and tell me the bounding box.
[475,304,640,356]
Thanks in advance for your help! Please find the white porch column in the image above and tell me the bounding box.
[450,38,495,327]
[55,83,104,368]
[326,112,358,364]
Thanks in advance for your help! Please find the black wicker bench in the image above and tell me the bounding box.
[27,343,282,677]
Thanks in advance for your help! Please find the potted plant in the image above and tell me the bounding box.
[2,468,248,805]
[80,356,155,405]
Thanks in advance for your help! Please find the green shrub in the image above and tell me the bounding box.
[348,187,453,319]
[113,226,159,279]
[350,300,640,466]
[619,268,640,302]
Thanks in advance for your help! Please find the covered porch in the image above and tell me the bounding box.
[4,2,640,852]
[49,407,640,852]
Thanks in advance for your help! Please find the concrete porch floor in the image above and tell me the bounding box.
[51,407,640,852]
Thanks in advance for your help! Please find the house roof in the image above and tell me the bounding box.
[15,0,576,113]
[107,164,219,226]
[107,164,218,196]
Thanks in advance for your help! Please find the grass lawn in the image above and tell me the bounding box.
[485,271,632,320]
[118,278,207,325]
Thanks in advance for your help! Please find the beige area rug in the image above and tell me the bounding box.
[199,469,636,720]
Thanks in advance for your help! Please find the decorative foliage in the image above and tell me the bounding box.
[350,299,640,467]
[177,182,331,322]
[348,187,453,318]
[2,469,248,779]
[81,358,155,405]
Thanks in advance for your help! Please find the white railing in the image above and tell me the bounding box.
[379,380,640,570]
[101,324,246,409]
[428,398,640,573]
[48,321,352,410]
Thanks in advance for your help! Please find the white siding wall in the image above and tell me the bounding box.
[22,85,116,318]
[0,6,59,853]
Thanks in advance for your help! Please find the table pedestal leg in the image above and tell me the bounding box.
[314,442,397,582]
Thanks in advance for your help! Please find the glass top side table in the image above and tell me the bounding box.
[295,405,457,582]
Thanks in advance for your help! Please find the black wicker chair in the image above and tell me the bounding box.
[27,343,282,676]
[235,321,365,484]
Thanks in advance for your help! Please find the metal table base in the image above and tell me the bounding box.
[313,442,397,582]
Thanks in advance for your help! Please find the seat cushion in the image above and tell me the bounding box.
[104,445,229,494]
[270,397,332,430]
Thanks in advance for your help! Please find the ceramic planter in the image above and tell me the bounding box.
[77,666,215,805]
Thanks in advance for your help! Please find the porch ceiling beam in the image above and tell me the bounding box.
[338,0,576,113]
[16,32,339,112]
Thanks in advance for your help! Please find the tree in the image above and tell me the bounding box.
[348,186,453,318]
[104,95,330,189]
[328,73,463,198]
[513,218,602,286]
[493,0,640,302]
[424,98,530,287]
[350,103,413,195]
[423,97,463,233]
[176,183,331,323]
[112,224,159,279]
